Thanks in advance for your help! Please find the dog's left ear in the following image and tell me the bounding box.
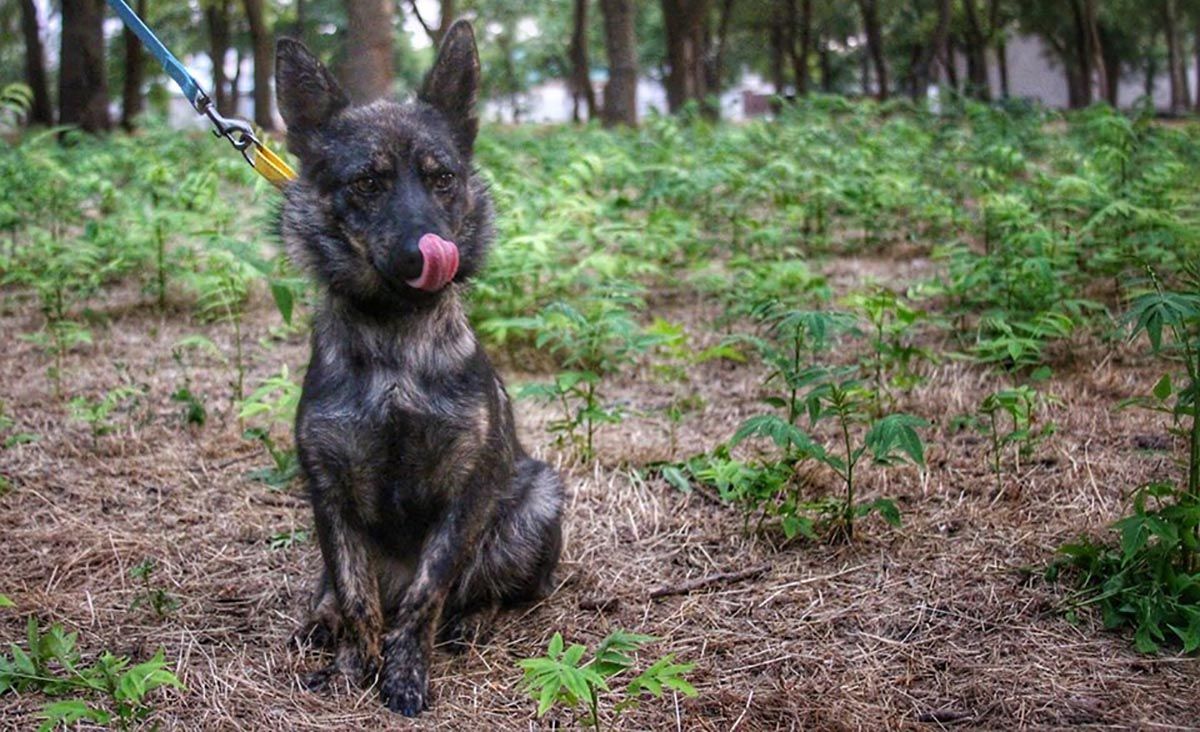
[419,20,480,156]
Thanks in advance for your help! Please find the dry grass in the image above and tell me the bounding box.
[2,258,1199,732]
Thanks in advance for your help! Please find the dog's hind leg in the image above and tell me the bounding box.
[439,456,564,648]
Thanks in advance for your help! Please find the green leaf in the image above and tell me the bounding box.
[0,595,13,608]
[1152,373,1173,401]
[269,281,294,325]
[547,632,564,659]
[660,466,692,493]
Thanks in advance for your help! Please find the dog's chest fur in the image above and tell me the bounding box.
[296,291,509,543]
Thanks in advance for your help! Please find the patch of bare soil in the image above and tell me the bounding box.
[1,259,1198,731]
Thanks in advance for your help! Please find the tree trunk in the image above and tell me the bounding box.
[206,1,232,115]
[961,0,991,100]
[340,0,394,104]
[568,0,597,122]
[1084,0,1107,104]
[819,36,833,92]
[242,0,276,128]
[913,0,949,99]
[1164,0,1190,114]
[296,0,308,44]
[856,0,888,100]
[996,35,1009,98]
[661,0,711,112]
[771,22,787,99]
[121,0,146,130]
[599,0,637,126]
[709,0,736,100]
[18,0,53,126]
[789,0,813,96]
[59,0,110,132]
[944,36,960,91]
[1067,0,1092,108]
[1144,33,1158,99]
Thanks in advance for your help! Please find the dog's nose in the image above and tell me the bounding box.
[393,242,425,281]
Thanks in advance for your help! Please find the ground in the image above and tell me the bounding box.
[1,252,1198,731]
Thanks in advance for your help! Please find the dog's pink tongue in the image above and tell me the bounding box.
[407,233,460,292]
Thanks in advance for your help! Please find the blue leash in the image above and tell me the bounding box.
[106,0,203,108]
[103,0,297,186]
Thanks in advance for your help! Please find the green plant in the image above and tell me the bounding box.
[1054,483,1200,652]
[238,366,301,488]
[971,385,1057,494]
[505,288,662,461]
[268,528,309,550]
[846,285,933,411]
[0,400,38,449]
[68,386,142,445]
[517,630,695,731]
[129,559,179,619]
[1055,268,1200,652]
[0,616,183,730]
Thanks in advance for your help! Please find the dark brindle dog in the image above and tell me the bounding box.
[274,22,564,716]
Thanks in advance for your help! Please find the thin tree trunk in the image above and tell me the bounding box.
[59,0,110,132]
[1067,0,1092,107]
[599,0,638,126]
[1164,0,1190,114]
[121,0,146,130]
[996,35,1009,98]
[568,0,597,122]
[710,0,736,99]
[961,0,991,100]
[945,37,960,91]
[18,0,53,125]
[341,0,394,104]
[1084,0,1108,104]
[771,22,787,99]
[296,0,308,44]
[913,0,949,99]
[819,36,833,92]
[857,0,889,100]
[789,0,813,96]
[243,0,275,128]
[207,1,232,115]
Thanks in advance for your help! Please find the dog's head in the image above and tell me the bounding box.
[275,21,493,312]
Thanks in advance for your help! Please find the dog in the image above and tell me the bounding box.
[274,21,565,716]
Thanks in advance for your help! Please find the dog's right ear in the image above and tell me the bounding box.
[275,39,349,142]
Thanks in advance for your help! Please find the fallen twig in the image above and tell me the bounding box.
[649,563,772,599]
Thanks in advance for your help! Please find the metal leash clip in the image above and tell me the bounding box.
[197,95,261,167]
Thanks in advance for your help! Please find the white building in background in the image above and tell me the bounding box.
[962,34,1187,110]
[481,72,776,124]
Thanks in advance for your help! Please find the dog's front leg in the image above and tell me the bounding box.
[380,494,488,715]
[308,506,384,688]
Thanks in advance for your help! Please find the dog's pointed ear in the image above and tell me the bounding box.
[275,38,349,143]
[419,21,480,155]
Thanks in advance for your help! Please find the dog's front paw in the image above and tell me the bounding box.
[381,633,429,716]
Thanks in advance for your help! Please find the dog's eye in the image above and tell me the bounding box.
[431,171,455,193]
[351,176,384,196]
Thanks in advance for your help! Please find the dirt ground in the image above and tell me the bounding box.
[1,255,1199,731]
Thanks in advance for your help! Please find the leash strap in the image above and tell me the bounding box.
[105,0,297,189]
